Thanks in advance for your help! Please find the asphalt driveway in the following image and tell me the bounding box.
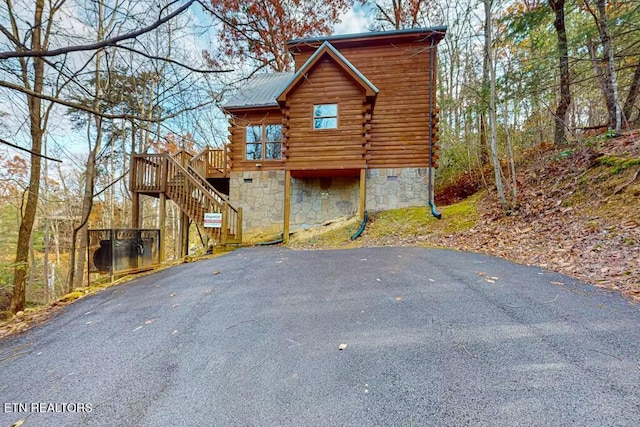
[1,247,639,426]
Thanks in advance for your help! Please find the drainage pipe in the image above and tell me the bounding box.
[428,38,442,220]
[255,234,284,246]
[350,211,368,240]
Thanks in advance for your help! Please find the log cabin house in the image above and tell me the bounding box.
[130,27,446,249]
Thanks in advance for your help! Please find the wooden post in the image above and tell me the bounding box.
[221,202,228,246]
[132,192,140,228]
[359,168,367,220]
[283,170,291,244]
[237,207,243,243]
[179,211,189,257]
[159,192,166,263]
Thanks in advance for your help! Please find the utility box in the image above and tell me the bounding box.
[88,229,160,278]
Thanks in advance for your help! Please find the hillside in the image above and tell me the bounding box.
[290,131,640,301]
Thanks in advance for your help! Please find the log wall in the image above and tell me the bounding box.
[283,57,366,171]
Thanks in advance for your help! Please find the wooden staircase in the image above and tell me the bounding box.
[130,150,241,246]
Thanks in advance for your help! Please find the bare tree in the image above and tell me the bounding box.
[550,0,571,145]
[583,0,622,132]
[484,0,508,213]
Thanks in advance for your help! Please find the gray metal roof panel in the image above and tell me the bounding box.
[287,26,448,46]
[224,73,294,109]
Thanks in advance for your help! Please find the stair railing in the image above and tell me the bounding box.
[165,155,241,242]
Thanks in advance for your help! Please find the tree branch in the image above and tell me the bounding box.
[0,0,196,60]
[114,44,232,73]
[0,78,216,121]
[0,137,63,162]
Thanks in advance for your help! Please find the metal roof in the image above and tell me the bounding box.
[287,26,448,46]
[276,41,378,101]
[223,73,294,110]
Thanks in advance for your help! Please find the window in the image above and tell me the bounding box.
[265,125,282,160]
[246,125,262,160]
[245,124,282,160]
[313,104,338,130]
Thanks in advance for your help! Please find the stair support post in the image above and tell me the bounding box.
[159,192,166,263]
[132,192,140,229]
[180,211,189,257]
[221,202,228,246]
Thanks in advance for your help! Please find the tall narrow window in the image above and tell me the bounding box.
[265,125,282,159]
[245,124,282,160]
[246,125,262,160]
[313,104,338,130]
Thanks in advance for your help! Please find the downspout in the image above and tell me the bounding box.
[255,234,285,246]
[428,38,442,219]
[350,210,368,240]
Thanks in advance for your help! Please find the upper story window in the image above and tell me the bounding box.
[246,124,282,160]
[313,104,338,130]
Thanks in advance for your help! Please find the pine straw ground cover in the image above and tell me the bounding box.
[291,134,640,302]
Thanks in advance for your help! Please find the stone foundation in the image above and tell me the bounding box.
[290,176,359,229]
[229,171,285,240]
[229,167,432,241]
[365,168,432,212]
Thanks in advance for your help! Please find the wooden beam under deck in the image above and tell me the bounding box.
[283,170,291,244]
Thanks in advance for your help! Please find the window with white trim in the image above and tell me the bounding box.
[313,104,338,130]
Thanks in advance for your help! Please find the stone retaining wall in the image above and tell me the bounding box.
[229,168,432,241]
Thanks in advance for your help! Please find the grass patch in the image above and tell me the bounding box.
[597,155,640,173]
[289,193,482,249]
[368,192,481,238]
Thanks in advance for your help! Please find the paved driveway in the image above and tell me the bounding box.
[1,247,639,426]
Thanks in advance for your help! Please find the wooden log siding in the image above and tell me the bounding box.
[284,57,366,171]
[227,108,285,172]
[293,42,438,169]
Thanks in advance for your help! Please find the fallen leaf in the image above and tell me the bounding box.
[145,319,155,324]
[172,304,180,308]
[172,330,178,335]
[170,293,177,297]
[213,270,220,275]
[338,343,347,350]
[395,296,402,301]
[11,419,25,427]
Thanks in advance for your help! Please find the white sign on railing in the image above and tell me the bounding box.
[204,213,222,228]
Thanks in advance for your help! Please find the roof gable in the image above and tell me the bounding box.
[276,41,378,103]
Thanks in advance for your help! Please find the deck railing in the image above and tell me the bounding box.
[130,154,165,193]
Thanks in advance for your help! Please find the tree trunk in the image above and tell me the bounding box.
[11,0,46,313]
[586,0,622,131]
[550,0,571,145]
[623,62,640,124]
[68,5,105,292]
[484,0,508,213]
